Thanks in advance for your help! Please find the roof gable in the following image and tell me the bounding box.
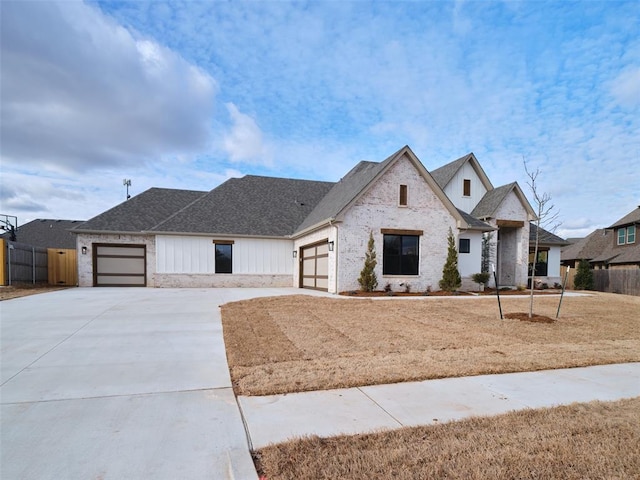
[294,145,470,235]
[530,223,568,246]
[471,182,536,220]
[152,175,334,237]
[561,229,610,261]
[431,153,493,191]
[74,188,207,233]
[608,206,640,229]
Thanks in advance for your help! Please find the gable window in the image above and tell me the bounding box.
[214,241,233,273]
[399,185,408,206]
[463,179,471,197]
[617,228,626,245]
[383,233,419,275]
[627,225,636,244]
[459,238,470,254]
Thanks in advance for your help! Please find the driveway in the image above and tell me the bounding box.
[0,287,325,480]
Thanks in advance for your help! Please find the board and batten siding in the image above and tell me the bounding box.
[156,235,293,274]
[442,161,488,213]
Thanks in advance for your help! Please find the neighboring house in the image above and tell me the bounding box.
[1,219,83,249]
[561,229,611,268]
[590,207,640,269]
[74,146,536,292]
[528,223,569,286]
[561,207,640,271]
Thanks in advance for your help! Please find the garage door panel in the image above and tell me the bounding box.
[94,244,146,287]
[96,275,145,285]
[96,246,145,257]
[96,257,145,274]
[300,242,329,292]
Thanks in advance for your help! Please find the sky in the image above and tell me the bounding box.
[1,0,638,239]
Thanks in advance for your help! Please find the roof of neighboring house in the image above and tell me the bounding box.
[152,176,334,237]
[591,240,640,265]
[74,188,207,233]
[430,152,493,191]
[1,219,84,248]
[608,206,640,228]
[561,229,610,261]
[529,224,569,246]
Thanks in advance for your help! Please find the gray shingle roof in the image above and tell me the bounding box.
[430,154,472,189]
[74,188,207,233]
[529,223,568,246]
[457,209,494,231]
[608,206,640,228]
[152,176,334,237]
[471,183,517,219]
[1,219,84,248]
[294,156,393,234]
[561,229,610,261]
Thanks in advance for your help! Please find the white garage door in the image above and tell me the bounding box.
[94,244,146,286]
[300,242,329,291]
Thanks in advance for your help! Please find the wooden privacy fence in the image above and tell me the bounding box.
[1,239,77,286]
[560,266,576,289]
[593,269,640,296]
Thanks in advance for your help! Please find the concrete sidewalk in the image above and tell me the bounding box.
[239,362,640,449]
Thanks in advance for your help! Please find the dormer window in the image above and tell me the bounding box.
[463,179,471,197]
[618,225,636,245]
[617,226,636,245]
[399,184,408,206]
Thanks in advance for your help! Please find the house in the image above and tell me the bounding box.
[562,207,640,270]
[1,219,83,249]
[528,223,569,287]
[73,146,536,292]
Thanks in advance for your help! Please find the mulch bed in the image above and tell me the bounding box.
[339,290,472,297]
[505,312,556,323]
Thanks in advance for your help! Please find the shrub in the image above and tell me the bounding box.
[439,228,462,291]
[358,232,378,292]
[471,272,490,286]
[574,259,594,290]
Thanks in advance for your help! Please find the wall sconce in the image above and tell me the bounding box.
[81,246,87,255]
[328,241,334,252]
[292,250,297,258]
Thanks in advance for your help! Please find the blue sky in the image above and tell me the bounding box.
[1,0,638,238]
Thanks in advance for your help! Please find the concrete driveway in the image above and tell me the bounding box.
[0,287,323,480]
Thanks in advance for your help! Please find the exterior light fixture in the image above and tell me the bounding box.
[292,250,297,258]
[328,241,334,251]
[81,246,87,255]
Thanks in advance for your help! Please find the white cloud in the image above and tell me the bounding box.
[610,67,640,108]
[0,0,217,173]
[223,103,271,164]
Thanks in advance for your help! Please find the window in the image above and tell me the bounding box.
[618,228,626,245]
[383,234,419,275]
[528,249,548,276]
[463,179,471,197]
[215,243,232,273]
[399,185,408,206]
[627,225,636,244]
[459,238,470,254]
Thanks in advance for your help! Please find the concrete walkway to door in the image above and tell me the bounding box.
[0,287,326,480]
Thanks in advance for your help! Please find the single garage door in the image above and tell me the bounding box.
[300,241,329,291]
[93,244,146,286]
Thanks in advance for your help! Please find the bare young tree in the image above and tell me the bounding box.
[524,158,561,318]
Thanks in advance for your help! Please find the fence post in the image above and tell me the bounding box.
[32,246,36,284]
[8,243,13,286]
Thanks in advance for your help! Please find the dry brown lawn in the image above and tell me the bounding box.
[221,292,640,396]
[0,285,70,301]
[255,397,640,480]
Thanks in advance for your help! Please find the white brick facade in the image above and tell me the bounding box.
[336,155,457,293]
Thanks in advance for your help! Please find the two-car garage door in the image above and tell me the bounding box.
[93,244,146,286]
[300,242,329,291]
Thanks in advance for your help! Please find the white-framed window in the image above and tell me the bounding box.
[627,225,636,244]
[617,228,626,245]
[618,226,636,245]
